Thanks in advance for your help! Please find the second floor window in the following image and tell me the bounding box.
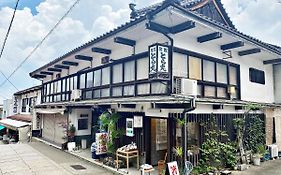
[249,68,265,84]
[22,98,27,112]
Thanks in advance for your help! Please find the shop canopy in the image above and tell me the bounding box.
[0,125,5,131]
[0,118,31,131]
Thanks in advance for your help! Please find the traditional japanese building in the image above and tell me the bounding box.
[29,0,281,165]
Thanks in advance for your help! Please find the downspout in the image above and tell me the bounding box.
[182,98,196,163]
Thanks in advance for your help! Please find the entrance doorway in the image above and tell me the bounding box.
[150,118,167,165]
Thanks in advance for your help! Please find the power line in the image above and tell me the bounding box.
[0,0,81,90]
[0,0,20,60]
[0,72,18,91]
[0,0,20,91]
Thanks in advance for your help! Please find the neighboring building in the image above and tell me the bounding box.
[2,99,13,119]
[0,85,41,143]
[0,104,3,119]
[29,0,281,165]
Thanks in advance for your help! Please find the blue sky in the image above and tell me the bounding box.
[0,0,43,15]
[0,0,280,102]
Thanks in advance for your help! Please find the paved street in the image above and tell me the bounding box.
[232,159,281,175]
[0,142,113,175]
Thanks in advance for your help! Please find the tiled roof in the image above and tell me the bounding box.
[30,0,281,76]
[14,85,41,96]
[7,114,32,122]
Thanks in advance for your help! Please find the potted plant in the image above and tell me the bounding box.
[252,144,266,166]
[68,124,76,141]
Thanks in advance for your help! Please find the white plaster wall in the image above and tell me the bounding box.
[174,34,275,103]
[69,108,92,136]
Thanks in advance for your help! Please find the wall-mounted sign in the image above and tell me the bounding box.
[126,118,134,137]
[149,43,170,79]
[13,97,18,114]
[133,116,143,128]
[167,161,180,175]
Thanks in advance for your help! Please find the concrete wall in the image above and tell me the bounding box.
[2,99,13,118]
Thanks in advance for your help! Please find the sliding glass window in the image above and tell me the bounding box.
[102,67,110,85]
[203,60,215,82]
[124,61,135,82]
[137,58,148,80]
[86,72,93,88]
[80,73,86,89]
[189,56,202,80]
[113,64,123,83]
[216,63,227,84]
[94,70,101,87]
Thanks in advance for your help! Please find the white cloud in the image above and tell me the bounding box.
[221,0,281,46]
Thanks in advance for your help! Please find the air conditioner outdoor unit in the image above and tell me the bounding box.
[71,89,82,101]
[268,144,278,158]
[175,78,197,96]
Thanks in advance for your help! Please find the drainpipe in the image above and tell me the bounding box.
[182,98,196,163]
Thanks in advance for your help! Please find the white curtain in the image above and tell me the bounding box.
[203,60,215,82]
[217,63,227,84]
[102,68,110,85]
[124,61,135,82]
[113,64,123,83]
[94,70,101,87]
[137,58,148,80]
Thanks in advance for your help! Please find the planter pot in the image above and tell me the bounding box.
[253,157,261,166]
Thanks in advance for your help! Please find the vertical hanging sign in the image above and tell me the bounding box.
[149,43,170,79]
[149,45,157,74]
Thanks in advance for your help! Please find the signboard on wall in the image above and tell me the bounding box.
[13,96,18,114]
[126,118,134,137]
[133,116,143,128]
[149,43,170,79]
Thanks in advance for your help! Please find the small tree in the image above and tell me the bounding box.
[99,112,124,154]
[193,115,237,174]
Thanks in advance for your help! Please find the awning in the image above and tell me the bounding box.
[35,108,65,115]
[0,119,31,131]
[0,125,5,131]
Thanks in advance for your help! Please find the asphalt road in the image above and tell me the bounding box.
[232,159,281,175]
[29,141,113,175]
[0,142,113,175]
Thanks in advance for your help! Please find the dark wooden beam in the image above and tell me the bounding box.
[238,48,261,56]
[33,74,46,78]
[146,21,170,34]
[92,47,111,54]
[62,61,79,66]
[47,68,62,72]
[75,55,93,61]
[54,64,69,69]
[263,58,281,65]
[170,21,195,34]
[114,37,136,47]
[221,41,244,50]
[40,71,53,75]
[197,32,222,43]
